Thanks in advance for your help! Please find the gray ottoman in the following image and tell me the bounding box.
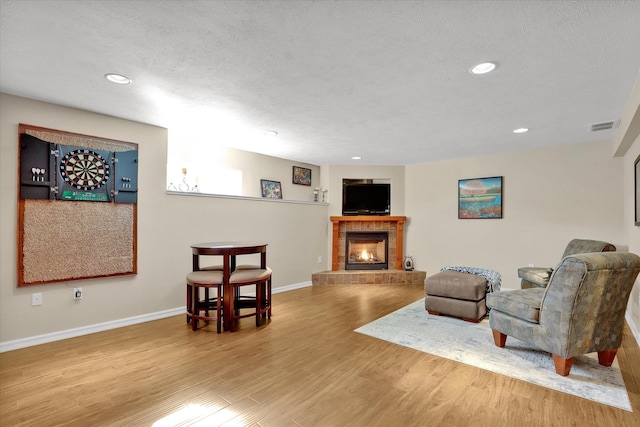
[424,271,487,322]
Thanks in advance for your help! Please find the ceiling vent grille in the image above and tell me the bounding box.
[590,120,619,131]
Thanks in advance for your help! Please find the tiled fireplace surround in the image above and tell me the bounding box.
[312,216,426,285]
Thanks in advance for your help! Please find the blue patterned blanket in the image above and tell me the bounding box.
[440,266,501,293]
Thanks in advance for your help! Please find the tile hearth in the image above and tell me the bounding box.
[322,215,425,285]
[312,269,426,285]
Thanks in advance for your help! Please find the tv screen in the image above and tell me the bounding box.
[342,183,390,216]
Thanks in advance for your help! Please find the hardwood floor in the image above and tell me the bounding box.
[1,284,639,426]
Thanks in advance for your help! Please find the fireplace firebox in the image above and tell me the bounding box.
[345,231,388,270]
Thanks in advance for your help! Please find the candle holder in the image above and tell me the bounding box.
[168,168,199,192]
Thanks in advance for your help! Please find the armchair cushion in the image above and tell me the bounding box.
[486,288,544,323]
[517,267,552,287]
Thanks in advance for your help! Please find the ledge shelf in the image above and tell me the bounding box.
[167,190,329,206]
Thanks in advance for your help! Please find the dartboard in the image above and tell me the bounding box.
[59,149,111,190]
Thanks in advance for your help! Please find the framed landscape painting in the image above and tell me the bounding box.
[458,176,503,219]
[260,179,282,199]
[292,166,312,186]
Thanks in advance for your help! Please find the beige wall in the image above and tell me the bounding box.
[167,139,321,201]
[322,165,406,265]
[324,165,406,217]
[0,94,328,345]
[615,72,640,339]
[405,134,640,339]
[623,134,640,337]
[2,91,638,348]
[404,140,624,286]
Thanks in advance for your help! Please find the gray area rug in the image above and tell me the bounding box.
[355,299,631,412]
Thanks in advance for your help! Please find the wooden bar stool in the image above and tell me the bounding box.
[186,270,224,333]
[186,265,223,324]
[235,265,272,316]
[228,267,272,332]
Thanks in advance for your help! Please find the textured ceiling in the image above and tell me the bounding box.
[1,0,640,166]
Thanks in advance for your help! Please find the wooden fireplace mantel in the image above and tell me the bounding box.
[330,216,406,271]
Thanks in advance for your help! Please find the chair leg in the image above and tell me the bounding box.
[259,281,266,319]
[255,281,262,327]
[186,283,192,324]
[204,288,210,316]
[552,354,574,376]
[597,349,618,366]
[491,330,507,347]
[191,285,199,331]
[229,286,237,332]
[266,276,272,319]
[234,287,240,316]
[216,287,222,334]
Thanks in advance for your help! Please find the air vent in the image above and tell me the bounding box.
[590,120,619,132]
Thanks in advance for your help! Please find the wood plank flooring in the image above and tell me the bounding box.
[1,284,639,426]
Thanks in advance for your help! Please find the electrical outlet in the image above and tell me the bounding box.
[31,293,42,306]
[528,263,535,268]
[317,256,322,264]
[73,287,83,300]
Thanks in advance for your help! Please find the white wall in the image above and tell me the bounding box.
[623,134,640,338]
[404,140,624,287]
[324,165,406,217]
[0,94,328,346]
[167,138,321,201]
[322,165,406,266]
[2,91,638,348]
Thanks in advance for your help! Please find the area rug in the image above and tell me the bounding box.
[355,299,631,412]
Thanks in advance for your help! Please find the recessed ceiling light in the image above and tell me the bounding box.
[513,128,529,134]
[104,73,132,85]
[263,130,278,137]
[351,156,362,160]
[470,62,496,75]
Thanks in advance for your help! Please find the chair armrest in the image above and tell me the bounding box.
[517,267,552,287]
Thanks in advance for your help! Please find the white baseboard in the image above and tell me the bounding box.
[625,313,640,347]
[0,281,312,353]
[273,280,312,293]
[0,307,184,353]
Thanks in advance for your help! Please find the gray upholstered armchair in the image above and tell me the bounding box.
[518,238,616,289]
[488,252,640,376]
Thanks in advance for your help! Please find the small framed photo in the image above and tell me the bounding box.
[292,166,312,186]
[458,176,503,219]
[260,179,282,199]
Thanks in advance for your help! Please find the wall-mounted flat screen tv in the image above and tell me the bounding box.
[342,183,390,216]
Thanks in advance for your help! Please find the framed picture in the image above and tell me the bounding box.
[260,179,282,199]
[635,155,640,226]
[458,176,503,219]
[292,166,312,186]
